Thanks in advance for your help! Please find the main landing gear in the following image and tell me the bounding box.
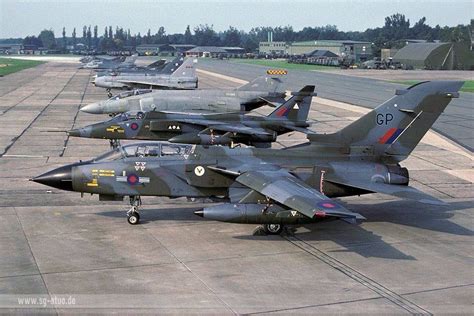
[263,224,283,235]
[127,196,141,225]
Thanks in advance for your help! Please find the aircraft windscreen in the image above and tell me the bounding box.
[121,143,193,158]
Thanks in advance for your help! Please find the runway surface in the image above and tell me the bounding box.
[0,62,472,314]
[196,59,474,152]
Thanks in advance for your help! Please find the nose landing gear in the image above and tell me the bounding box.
[127,196,141,225]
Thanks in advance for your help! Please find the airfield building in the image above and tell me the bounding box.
[393,42,474,70]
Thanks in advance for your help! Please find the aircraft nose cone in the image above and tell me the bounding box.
[30,164,74,191]
[80,102,102,114]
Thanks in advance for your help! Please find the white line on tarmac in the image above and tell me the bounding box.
[196,69,248,85]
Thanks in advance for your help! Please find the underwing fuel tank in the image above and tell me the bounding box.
[194,203,316,225]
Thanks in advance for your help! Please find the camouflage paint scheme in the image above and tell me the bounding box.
[80,74,288,114]
[68,86,316,147]
[80,54,138,70]
[92,57,198,90]
[33,81,463,230]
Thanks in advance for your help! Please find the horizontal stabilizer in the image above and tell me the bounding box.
[326,176,447,206]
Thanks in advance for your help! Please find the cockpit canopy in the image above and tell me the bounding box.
[94,142,194,162]
[107,89,153,101]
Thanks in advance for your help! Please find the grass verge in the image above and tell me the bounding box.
[229,58,336,71]
[0,57,44,76]
[391,80,474,93]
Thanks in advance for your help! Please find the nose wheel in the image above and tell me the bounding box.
[127,196,141,225]
[109,139,121,149]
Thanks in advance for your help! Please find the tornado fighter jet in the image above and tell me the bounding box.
[31,81,462,234]
[81,72,288,115]
[68,85,315,148]
[92,57,198,91]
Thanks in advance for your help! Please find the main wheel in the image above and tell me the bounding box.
[263,224,283,235]
[127,212,140,225]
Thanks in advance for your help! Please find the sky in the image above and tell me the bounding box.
[0,0,472,38]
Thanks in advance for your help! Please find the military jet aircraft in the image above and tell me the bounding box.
[81,72,288,115]
[81,54,138,70]
[94,56,184,78]
[68,85,315,148]
[92,57,198,91]
[31,81,462,234]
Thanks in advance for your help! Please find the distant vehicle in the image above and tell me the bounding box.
[69,86,316,148]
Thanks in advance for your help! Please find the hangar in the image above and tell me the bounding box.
[393,42,474,70]
[393,42,453,70]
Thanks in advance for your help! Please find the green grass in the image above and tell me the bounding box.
[0,57,44,76]
[230,58,336,71]
[391,80,474,93]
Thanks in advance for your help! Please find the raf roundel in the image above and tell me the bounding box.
[127,174,139,185]
[130,122,139,130]
[317,200,339,209]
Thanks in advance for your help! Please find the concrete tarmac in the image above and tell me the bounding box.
[0,62,472,314]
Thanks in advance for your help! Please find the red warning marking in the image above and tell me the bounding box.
[314,211,326,218]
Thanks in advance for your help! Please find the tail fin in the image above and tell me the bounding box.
[170,57,196,78]
[268,85,315,122]
[237,70,287,93]
[308,81,463,162]
[123,54,138,65]
[145,59,167,70]
[160,56,183,74]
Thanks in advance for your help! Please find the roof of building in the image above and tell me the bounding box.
[393,42,451,61]
[186,46,229,53]
[221,47,245,51]
[292,40,371,47]
[307,49,339,57]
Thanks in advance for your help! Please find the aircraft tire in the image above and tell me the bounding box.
[127,212,140,225]
[263,224,283,235]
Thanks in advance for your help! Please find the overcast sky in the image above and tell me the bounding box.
[0,0,472,38]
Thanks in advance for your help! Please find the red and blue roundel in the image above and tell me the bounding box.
[130,122,139,130]
[127,173,139,185]
[316,200,340,209]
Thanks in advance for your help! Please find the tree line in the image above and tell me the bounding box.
[18,14,473,54]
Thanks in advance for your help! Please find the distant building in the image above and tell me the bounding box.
[136,44,196,56]
[381,48,398,62]
[136,44,161,56]
[393,42,474,70]
[185,46,244,58]
[393,43,452,70]
[258,41,288,55]
[0,43,22,54]
[288,40,373,62]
